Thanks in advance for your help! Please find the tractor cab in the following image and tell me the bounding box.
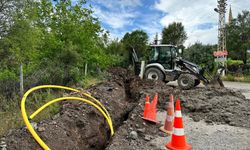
[148,44,181,70]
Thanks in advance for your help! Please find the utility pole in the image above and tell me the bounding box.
[154,33,158,45]
[214,0,227,76]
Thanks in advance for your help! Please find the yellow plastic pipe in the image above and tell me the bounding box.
[29,96,114,135]
[21,85,114,150]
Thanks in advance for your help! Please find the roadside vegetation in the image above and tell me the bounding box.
[0,0,249,136]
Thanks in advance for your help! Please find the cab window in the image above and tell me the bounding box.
[158,46,171,61]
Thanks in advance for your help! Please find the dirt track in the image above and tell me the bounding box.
[1,68,250,150]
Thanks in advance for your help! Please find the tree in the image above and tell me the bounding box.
[161,22,187,47]
[227,11,250,64]
[105,38,128,66]
[0,0,120,89]
[121,30,149,59]
[184,43,216,70]
[0,0,24,37]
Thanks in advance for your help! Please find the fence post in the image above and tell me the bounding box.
[84,63,88,76]
[20,64,24,96]
[139,61,145,79]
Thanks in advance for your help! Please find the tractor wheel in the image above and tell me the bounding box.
[177,74,195,90]
[144,67,164,81]
[194,79,200,87]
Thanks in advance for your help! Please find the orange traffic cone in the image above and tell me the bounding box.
[142,93,158,123]
[160,94,174,134]
[166,99,191,150]
[143,95,150,117]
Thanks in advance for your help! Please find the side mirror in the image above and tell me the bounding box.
[178,49,182,54]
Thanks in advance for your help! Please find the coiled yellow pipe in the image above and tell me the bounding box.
[21,85,114,150]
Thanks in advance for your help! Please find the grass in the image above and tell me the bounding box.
[79,74,105,88]
[222,74,250,83]
[0,75,104,137]
[0,91,62,136]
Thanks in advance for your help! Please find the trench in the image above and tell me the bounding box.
[1,68,142,150]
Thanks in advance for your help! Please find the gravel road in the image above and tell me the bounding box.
[152,111,250,150]
[168,81,250,99]
[223,81,250,99]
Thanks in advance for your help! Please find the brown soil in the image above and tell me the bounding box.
[1,67,250,150]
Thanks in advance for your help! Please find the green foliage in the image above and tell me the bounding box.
[161,22,187,47]
[121,30,149,59]
[184,42,216,70]
[0,69,18,80]
[105,38,130,66]
[227,58,244,65]
[227,11,250,64]
[0,0,121,93]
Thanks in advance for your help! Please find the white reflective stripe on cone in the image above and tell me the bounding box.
[173,128,185,136]
[166,115,174,122]
[175,111,182,117]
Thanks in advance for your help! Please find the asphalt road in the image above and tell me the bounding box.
[168,81,250,99]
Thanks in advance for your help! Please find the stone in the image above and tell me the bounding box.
[30,122,38,130]
[144,135,151,141]
[137,128,145,133]
[2,147,7,150]
[52,113,60,120]
[38,126,45,132]
[205,119,213,124]
[129,131,138,140]
[0,144,7,148]
[0,141,6,145]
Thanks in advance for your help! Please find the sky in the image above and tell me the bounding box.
[86,0,250,46]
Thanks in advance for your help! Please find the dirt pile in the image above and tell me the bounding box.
[179,87,250,128]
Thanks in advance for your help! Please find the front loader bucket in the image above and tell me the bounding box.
[207,67,225,88]
[208,75,224,88]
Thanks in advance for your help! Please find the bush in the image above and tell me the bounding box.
[227,58,244,65]
[0,69,18,81]
[0,70,19,97]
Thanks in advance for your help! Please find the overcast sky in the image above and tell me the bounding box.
[87,0,250,46]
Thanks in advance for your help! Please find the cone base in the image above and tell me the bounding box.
[165,142,191,150]
[142,117,158,123]
[159,126,172,135]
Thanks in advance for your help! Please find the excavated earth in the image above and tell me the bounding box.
[1,67,250,150]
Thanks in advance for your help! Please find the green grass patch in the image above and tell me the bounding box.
[0,91,62,136]
[222,74,250,83]
[79,74,105,88]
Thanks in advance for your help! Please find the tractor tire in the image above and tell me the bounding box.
[144,67,164,81]
[177,74,195,90]
[194,79,200,87]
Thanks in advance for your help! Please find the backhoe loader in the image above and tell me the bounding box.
[132,44,224,90]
